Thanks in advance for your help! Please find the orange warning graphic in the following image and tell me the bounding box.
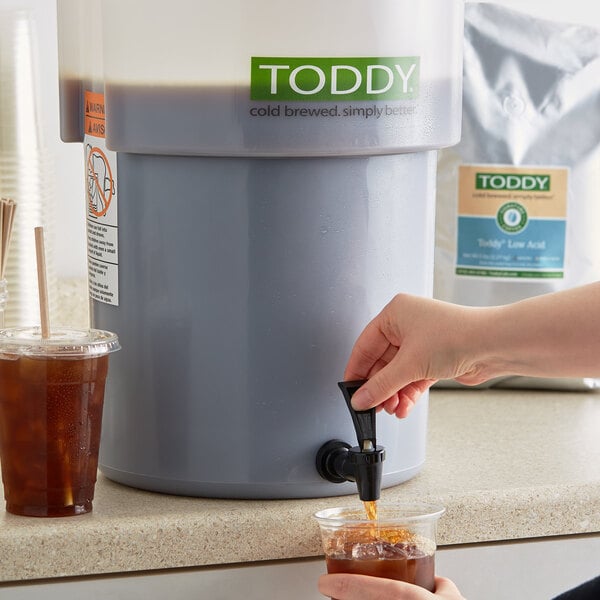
[84,90,106,138]
[87,145,115,218]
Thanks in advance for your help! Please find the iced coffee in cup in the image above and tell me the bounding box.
[314,503,445,592]
[0,327,120,517]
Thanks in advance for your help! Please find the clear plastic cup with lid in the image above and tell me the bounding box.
[0,326,120,517]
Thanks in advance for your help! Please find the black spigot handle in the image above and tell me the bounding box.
[338,380,376,450]
[315,381,385,502]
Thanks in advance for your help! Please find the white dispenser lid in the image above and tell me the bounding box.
[100,0,463,87]
[58,0,465,156]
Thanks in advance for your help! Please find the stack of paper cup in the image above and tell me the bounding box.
[0,9,56,326]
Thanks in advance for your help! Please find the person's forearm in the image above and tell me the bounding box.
[477,282,600,380]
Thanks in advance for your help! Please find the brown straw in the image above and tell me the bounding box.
[34,226,50,339]
[0,198,17,279]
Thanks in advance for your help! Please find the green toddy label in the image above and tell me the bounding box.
[251,57,420,102]
[475,173,551,192]
[456,165,568,280]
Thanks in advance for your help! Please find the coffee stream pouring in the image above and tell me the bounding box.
[316,381,386,501]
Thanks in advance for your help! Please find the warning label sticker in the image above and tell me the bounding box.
[84,90,106,138]
[84,90,119,305]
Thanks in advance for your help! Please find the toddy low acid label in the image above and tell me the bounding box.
[251,57,420,101]
[455,165,568,279]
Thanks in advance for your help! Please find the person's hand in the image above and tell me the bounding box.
[318,574,466,600]
[344,283,600,417]
[344,293,491,417]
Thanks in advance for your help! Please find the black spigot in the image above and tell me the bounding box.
[316,380,385,501]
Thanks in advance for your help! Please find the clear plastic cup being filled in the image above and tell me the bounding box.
[0,327,120,517]
[314,503,445,592]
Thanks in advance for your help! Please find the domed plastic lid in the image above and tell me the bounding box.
[0,327,121,358]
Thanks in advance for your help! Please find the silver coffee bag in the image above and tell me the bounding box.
[435,2,600,390]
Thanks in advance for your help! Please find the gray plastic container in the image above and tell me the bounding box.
[57,0,463,498]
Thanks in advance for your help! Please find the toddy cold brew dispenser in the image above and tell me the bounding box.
[57,0,464,498]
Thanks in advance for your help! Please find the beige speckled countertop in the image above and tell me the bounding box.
[1,281,600,582]
[2,389,600,582]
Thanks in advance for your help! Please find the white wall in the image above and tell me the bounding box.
[5,0,600,279]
